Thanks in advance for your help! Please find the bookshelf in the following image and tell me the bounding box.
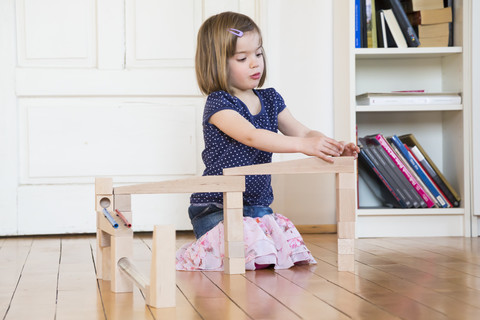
[333,0,472,237]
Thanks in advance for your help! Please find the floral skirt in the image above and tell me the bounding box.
[176,213,317,271]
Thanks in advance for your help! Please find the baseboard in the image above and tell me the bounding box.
[296,224,337,234]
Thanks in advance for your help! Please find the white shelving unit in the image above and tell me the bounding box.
[333,0,472,237]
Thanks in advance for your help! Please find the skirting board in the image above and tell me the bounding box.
[296,224,337,234]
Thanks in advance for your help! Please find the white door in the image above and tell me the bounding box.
[0,0,260,235]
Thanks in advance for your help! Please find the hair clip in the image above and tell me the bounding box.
[228,28,243,37]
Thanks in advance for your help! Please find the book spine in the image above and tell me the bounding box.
[355,0,362,48]
[371,144,419,207]
[406,145,453,207]
[388,0,421,47]
[410,146,460,207]
[390,135,448,208]
[361,144,411,207]
[375,134,435,207]
[359,148,406,207]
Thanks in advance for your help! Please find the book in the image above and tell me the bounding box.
[362,136,422,207]
[389,135,449,207]
[361,0,368,47]
[418,22,449,38]
[355,0,362,48]
[377,10,397,47]
[366,0,378,48]
[407,7,452,25]
[418,35,449,47]
[388,141,440,207]
[404,144,454,207]
[359,139,413,207]
[356,92,461,105]
[382,0,421,47]
[401,0,444,11]
[358,145,406,208]
[399,133,461,207]
[382,9,408,47]
[444,0,453,46]
[417,22,450,47]
[375,134,435,207]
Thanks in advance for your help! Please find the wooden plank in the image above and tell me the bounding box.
[223,156,355,176]
[114,175,245,194]
[0,238,33,318]
[275,266,400,320]
[56,236,105,319]
[244,269,351,319]
[176,271,250,319]
[3,238,60,320]
[203,272,301,320]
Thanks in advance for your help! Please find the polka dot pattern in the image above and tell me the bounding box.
[191,88,287,206]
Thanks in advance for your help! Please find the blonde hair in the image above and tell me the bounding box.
[195,11,267,95]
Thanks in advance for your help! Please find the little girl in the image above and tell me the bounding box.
[176,11,359,271]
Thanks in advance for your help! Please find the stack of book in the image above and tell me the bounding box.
[356,0,454,48]
[403,0,453,47]
[358,133,461,208]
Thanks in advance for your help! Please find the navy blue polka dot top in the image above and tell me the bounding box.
[190,88,287,207]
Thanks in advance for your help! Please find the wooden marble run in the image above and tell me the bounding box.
[95,156,356,308]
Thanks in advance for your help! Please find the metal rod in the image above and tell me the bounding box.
[115,209,132,228]
[117,257,149,291]
[102,208,118,228]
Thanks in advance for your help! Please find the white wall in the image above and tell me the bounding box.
[267,1,338,225]
[0,0,338,236]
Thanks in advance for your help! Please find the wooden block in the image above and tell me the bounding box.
[224,191,243,209]
[223,208,244,242]
[337,254,355,272]
[336,172,355,189]
[96,229,106,279]
[114,175,245,194]
[225,241,245,259]
[95,177,113,195]
[337,238,355,254]
[337,221,355,239]
[98,228,111,247]
[336,188,356,222]
[111,236,133,293]
[96,195,113,212]
[147,225,176,308]
[114,194,131,212]
[99,214,133,236]
[102,246,111,280]
[223,156,355,176]
[223,257,245,274]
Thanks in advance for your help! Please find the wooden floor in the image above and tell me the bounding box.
[1,233,480,320]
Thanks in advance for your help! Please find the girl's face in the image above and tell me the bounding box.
[227,31,264,95]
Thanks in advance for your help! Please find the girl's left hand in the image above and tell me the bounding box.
[340,142,360,159]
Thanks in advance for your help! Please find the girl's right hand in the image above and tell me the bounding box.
[300,135,344,163]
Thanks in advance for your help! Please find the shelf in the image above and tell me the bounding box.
[355,47,462,60]
[356,104,463,112]
[357,208,465,216]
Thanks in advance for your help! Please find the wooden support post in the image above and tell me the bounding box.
[223,191,245,274]
[146,225,176,308]
[336,172,356,272]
